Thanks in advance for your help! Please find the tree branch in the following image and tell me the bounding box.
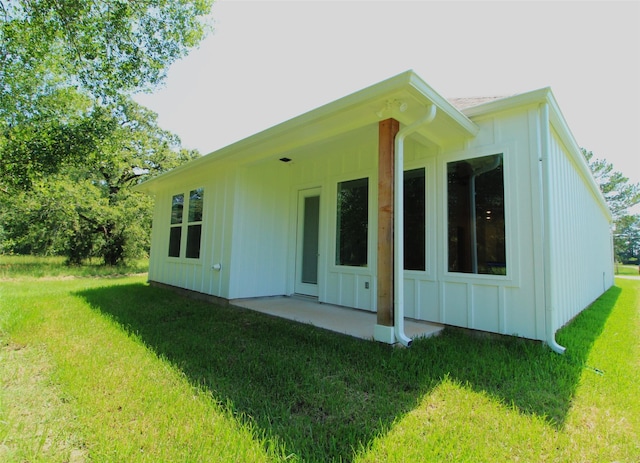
[76,210,99,229]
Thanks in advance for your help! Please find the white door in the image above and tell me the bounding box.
[295,188,321,296]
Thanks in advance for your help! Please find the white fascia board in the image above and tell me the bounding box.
[135,70,479,193]
[135,72,415,193]
[206,69,477,157]
[405,72,479,137]
[545,91,612,221]
[459,87,553,118]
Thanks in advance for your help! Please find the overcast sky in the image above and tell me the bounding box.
[135,0,640,184]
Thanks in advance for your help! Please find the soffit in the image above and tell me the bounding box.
[135,71,479,192]
[213,72,477,163]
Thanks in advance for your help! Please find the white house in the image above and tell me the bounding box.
[135,71,614,352]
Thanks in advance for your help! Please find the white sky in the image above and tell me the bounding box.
[135,0,640,184]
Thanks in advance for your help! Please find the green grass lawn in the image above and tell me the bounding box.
[615,263,640,276]
[0,259,638,462]
[0,254,149,280]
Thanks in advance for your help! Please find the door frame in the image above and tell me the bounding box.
[295,187,322,297]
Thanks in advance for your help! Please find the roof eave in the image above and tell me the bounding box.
[458,87,553,118]
[405,72,479,137]
[456,88,610,221]
[135,70,479,192]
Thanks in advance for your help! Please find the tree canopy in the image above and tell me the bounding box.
[582,149,640,220]
[583,148,640,264]
[1,0,211,100]
[1,0,212,190]
[0,97,200,264]
[0,0,210,263]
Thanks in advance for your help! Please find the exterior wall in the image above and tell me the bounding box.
[546,127,614,329]
[147,125,384,307]
[146,101,612,342]
[285,125,380,311]
[227,163,292,299]
[147,165,236,299]
[401,107,548,340]
[275,108,554,341]
[401,138,440,321]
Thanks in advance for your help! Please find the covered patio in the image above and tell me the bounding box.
[231,295,443,342]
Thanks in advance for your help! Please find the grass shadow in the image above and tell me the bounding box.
[76,283,621,462]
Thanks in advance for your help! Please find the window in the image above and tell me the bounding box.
[185,224,202,258]
[168,188,204,259]
[447,154,506,275]
[404,168,426,271]
[336,178,368,266]
[168,194,184,257]
[186,188,203,259]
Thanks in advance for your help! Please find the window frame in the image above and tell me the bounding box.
[168,193,184,258]
[335,176,370,268]
[444,151,511,280]
[185,188,204,259]
[167,188,204,260]
[403,167,426,272]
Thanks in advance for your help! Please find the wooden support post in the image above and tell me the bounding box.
[377,118,399,327]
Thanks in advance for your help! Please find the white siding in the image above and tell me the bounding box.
[227,163,291,299]
[146,103,612,343]
[203,170,236,299]
[287,125,380,311]
[426,107,546,340]
[147,166,236,298]
[547,128,614,329]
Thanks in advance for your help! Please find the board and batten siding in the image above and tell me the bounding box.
[144,98,612,344]
[285,125,379,311]
[404,107,547,340]
[546,127,614,329]
[147,166,236,299]
[227,163,292,299]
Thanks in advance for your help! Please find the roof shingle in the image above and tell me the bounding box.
[447,96,509,110]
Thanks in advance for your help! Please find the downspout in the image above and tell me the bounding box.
[540,102,566,354]
[394,104,437,347]
[469,155,502,274]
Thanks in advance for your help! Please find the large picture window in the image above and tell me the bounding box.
[447,154,506,275]
[168,188,204,259]
[336,178,368,267]
[404,168,426,271]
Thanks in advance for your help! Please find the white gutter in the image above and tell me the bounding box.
[540,102,566,355]
[394,104,437,347]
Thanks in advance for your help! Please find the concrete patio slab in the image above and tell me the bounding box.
[230,295,443,343]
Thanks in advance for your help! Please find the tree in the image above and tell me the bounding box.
[582,148,640,264]
[1,88,114,190]
[1,0,212,101]
[1,0,212,190]
[582,149,640,219]
[0,98,200,265]
[613,215,640,265]
[75,99,200,265]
